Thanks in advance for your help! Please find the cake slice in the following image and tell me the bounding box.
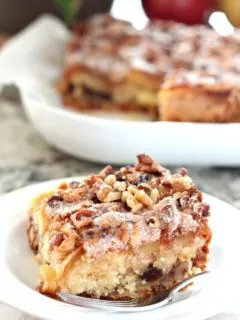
[27,154,211,299]
[59,15,163,120]
[159,71,240,122]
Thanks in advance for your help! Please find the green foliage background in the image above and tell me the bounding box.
[56,0,81,25]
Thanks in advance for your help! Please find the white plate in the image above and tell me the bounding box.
[0,177,239,320]
[1,15,240,165]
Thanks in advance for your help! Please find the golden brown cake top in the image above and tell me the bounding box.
[65,14,240,87]
[38,155,210,258]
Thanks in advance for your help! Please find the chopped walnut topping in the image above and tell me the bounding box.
[179,194,190,209]
[99,165,113,178]
[71,214,92,229]
[135,154,165,175]
[202,203,210,217]
[127,185,138,194]
[69,181,81,189]
[125,174,139,185]
[135,190,153,208]
[75,208,95,219]
[120,166,134,175]
[173,192,183,199]
[96,185,112,202]
[50,232,64,249]
[138,183,152,192]
[34,154,211,260]
[47,195,63,208]
[139,173,152,183]
[121,191,132,202]
[114,181,127,192]
[150,177,161,188]
[137,154,153,165]
[179,168,188,176]
[88,176,104,189]
[62,190,82,202]
[162,180,172,188]
[97,183,122,202]
[105,191,122,202]
[150,188,159,203]
[126,196,143,213]
[104,174,116,185]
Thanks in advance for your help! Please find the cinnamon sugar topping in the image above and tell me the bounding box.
[43,154,210,257]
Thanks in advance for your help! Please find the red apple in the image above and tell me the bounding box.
[142,0,215,25]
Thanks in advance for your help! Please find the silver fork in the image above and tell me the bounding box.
[57,271,210,312]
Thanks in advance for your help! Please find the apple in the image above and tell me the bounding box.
[142,0,215,25]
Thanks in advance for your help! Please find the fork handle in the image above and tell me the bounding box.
[169,271,211,300]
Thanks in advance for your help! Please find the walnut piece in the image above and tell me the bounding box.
[150,188,159,203]
[135,153,165,175]
[126,196,143,213]
[50,232,64,249]
[104,174,116,185]
[135,190,153,208]
[114,181,127,192]
[105,191,121,202]
[99,165,113,178]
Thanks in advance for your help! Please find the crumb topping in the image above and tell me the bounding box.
[42,154,210,258]
[66,14,240,90]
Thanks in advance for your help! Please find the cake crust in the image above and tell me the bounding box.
[28,154,211,299]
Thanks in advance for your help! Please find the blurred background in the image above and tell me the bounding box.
[0,0,238,34]
[0,0,240,210]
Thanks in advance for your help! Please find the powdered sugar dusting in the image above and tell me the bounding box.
[46,201,82,215]
[82,195,199,258]
[66,14,240,90]
[150,197,182,234]
[181,214,198,233]
[42,156,208,259]
[84,234,127,257]
[94,211,138,226]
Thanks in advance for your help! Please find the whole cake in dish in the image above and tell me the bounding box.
[27,154,211,299]
[59,14,240,122]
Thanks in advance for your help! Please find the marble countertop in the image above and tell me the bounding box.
[1,95,240,211]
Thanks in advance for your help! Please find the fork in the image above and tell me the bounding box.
[57,271,210,312]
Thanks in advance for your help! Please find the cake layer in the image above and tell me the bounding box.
[159,71,240,122]
[27,154,211,299]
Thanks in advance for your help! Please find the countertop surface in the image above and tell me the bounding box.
[1,96,240,209]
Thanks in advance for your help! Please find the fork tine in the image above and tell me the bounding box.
[57,292,137,307]
[67,295,135,305]
[89,299,136,306]
[76,298,136,307]
[57,271,210,312]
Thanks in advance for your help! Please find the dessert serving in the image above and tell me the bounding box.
[27,154,211,300]
[59,14,240,122]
